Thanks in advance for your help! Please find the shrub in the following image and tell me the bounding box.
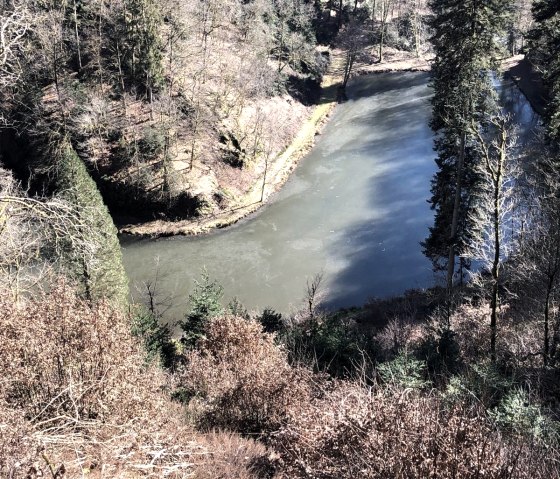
[491,388,559,441]
[179,315,311,434]
[258,308,284,333]
[456,361,514,408]
[377,352,429,389]
[273,381,559,478]
[194,431,276,479]
[0,403,37,478]
[0,282,163,423]
[131,306,177,368]
[0,282,271,478]
[449,302,542,368]
[181,271,224,347]
[281,312,374,376]
[227,296,250,319]
[415,320,462,379]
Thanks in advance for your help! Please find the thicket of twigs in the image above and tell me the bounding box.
[274,383,558,478]
[179,316,313,434]
[0,283,269,478]
[2,279,560,478]
[179,309,560,478]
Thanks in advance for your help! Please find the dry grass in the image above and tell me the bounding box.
[193,431,275,479]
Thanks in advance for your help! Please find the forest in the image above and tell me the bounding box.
[2,0,560,477]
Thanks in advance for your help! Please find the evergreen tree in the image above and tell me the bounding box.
[527,0,560,144]
[268,0,317,75]
[55,140,129,306]
[181,271,224,347]
[423,0,511,287]
[121,0,164,97]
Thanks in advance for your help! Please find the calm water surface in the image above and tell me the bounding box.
[121,71,538,318]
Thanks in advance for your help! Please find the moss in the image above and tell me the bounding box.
[55,140,129,306]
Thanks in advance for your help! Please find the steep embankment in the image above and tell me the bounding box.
[503,54,548,116]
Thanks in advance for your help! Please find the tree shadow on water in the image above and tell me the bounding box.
[320,72,437,310]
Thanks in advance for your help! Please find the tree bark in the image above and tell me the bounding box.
[73,0,82,70]
[446,131,466,291]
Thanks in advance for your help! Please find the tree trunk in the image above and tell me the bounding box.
[412,4,420,58]
[261,154,269,202]
[116,42,127,115]
[446,131,466,291]
[378,27,384,62]
[97,5,104,89]
[73,0,82,70]
[342,53,354,88]
[544,280,552,366]
[489,126,506,363]
[147,71,154,121]
[490,180,500,363]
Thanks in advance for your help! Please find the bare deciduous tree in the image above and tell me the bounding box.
[0,167,88,300]
[511,154,560,366]
[0,1,30,88]
[463,114,519,362]
[378,0,394,62]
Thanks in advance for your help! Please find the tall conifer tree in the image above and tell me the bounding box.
[122,0,164,97]
[528,0,560,144]
[423,0,511,288]
[55,140,129,307]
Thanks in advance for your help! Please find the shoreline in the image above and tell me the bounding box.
[119,52,433,238]
[502,54,547,117]
[119,48,343,238]
[120,53,538,240]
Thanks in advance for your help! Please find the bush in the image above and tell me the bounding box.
[452,361,513,408]
[0,282,185,476]
[415,321,462,379]
[0,404,37,478]
[131,306,177,368]
[194,431,276,479]
[258,308,284,333]
[0,282,163,423]
[273,381,559,478]
[179,316,311,434]
[377,353,429,389]
[491,388,559,441]
[181,271,224,347]
[281,312,374,376]
[0,282,270,478]
[228,296,250,319]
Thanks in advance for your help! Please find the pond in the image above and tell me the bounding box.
[121,70,538,319]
